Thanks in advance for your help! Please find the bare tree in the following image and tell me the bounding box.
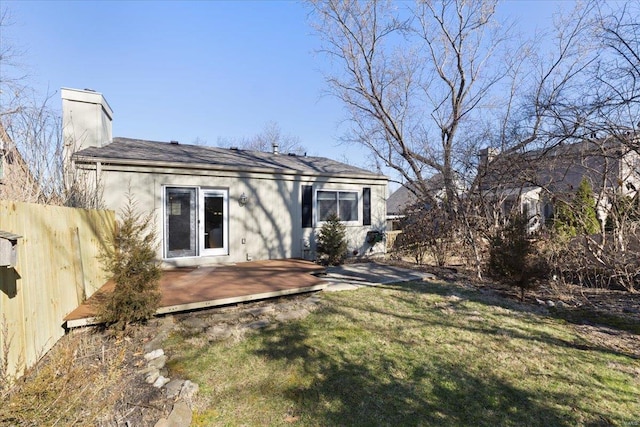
[0,7,63,204]
[309,0,606,277]
[547,3,640,293]
[0,7,98,207]
[0,7,28,120]
[592,2,640,137]
[217,121,307,155]
[1,91,66,204]
[309,0,517,211]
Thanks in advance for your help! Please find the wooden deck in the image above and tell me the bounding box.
[64,259,327,328]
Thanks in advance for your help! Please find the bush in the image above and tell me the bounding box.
[488,213,548,300]
[316,214,348,265]
[553,177,600,237]
[395,205,455,266]
[606,195,640,231]
[97,195,162,332]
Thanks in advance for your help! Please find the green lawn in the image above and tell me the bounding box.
[164,280,640,426]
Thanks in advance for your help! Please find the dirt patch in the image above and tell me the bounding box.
[172,292,323,348]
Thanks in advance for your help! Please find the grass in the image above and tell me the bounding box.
[164,280,640,427]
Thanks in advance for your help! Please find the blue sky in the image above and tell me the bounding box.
[3,0,568,178]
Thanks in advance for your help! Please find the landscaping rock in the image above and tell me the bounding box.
[276,309,310,322]
[145,349,165,361]
[145,369,160,384]
[144,316,176,353]
[305,295,322,305]
[137,365,157,375]
[154,400,193,427]
[149,355,168,370]
[181,316,208,331]
[247,306,275,317]
[546,300,556,308]
[165,379,185,399]
[153,375,171,388]
[154,418,169,427]
[206,324,234,341]
[179,380,199,401]
[247,319,271,329]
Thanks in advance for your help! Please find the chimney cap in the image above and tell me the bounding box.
[170,140,179,145]
[61,87,114,119]
[272,143,279,154]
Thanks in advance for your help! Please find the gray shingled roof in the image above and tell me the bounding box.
[478,138,633,193]
[74,137,386,179]
[386,185,416,215]
[386,175,446,215]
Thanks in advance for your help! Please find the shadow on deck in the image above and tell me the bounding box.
[64,259,327,328]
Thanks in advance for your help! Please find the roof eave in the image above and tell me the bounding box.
[73,155,388,181]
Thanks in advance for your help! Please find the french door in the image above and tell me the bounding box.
[165,187,228,258]
[199,189,228,256]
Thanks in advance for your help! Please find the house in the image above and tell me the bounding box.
[62,88,388,266]
[0,124,40,202]
[386,185,416,231]
[386,174,455,231]
[477,136,640,231]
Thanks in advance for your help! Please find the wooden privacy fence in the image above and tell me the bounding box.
[0,201,114,380]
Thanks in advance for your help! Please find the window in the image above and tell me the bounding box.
[317,190,358,222]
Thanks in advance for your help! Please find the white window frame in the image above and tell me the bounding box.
[199,188,229,257]
[315,188,360,225]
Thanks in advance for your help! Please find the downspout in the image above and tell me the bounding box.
[96,161,102,209]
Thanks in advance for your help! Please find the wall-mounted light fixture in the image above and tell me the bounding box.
[239,192,248,206]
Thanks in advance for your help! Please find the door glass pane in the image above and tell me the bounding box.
[166,187,196,258]
[205,195,224,249]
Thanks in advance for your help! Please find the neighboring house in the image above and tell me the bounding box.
[386,185,416,230]
[386,174,452,230]
[478,136,640,231]
[62,88,388,266]
[0,124,40,202]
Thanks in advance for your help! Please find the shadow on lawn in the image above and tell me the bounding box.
[382,281,639,360]
[249,279,639,426]
[254,321,576,426]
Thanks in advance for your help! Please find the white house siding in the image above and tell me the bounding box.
[92,163,387,266]
[621,151,640,196]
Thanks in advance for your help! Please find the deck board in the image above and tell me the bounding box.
[64,259,326,328]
